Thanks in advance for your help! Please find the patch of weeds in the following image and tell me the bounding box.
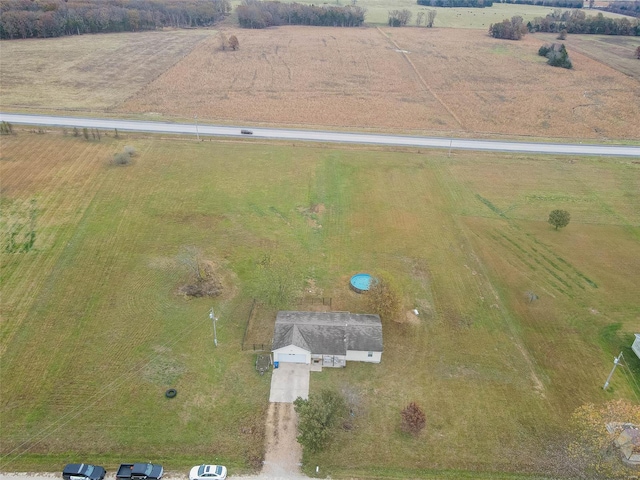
[476,194,506,218]
[143,350,186,386]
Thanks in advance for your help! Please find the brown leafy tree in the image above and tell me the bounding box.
[228,35,239,50]
[401,402,426,435]
[366,277,401,322]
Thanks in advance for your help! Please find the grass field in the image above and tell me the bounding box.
[1,131,638,475]
[1,26,639,142]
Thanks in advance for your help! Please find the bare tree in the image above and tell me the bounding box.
[219,32,228,50]
[427,9,436,28]
[178,245,204,281]
[416,11,425,27]
[228,35,239,50]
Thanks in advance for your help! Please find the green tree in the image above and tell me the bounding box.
[294,389,347,453]
[548,209,571,230]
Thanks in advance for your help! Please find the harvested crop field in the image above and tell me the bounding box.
[120,26,640,140]
[0,30,209,111]
[1,26,638,141]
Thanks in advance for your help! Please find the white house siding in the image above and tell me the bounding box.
[346,350,382,363]
[273,345,311,364]
[633,334,640,360]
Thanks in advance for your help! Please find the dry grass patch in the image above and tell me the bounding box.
[120,26,639,140]
[1,27,637,141]
[120,26,458,131]
[386,28,640,140]
[0,30,208,111]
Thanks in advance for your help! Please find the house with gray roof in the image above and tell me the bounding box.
[272,311,383,367]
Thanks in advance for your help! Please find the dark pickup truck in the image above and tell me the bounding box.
[116,463,163,480]
[62,463,106,480]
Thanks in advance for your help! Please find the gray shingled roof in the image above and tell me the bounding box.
[272,311,383,354]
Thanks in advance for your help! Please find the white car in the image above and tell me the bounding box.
[189,465,226,480]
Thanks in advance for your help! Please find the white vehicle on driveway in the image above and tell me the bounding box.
[188,465,227,480]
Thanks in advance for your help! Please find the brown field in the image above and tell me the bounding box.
[1,26,639,141]
[120,26,640,141]
[0,30,209,111]
[536,32,640,79]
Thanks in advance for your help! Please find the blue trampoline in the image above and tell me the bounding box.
[350,273,377,293]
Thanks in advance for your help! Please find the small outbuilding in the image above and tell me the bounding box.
[633,334,640,360]
[614,424,640,466]
[272,311,383,367]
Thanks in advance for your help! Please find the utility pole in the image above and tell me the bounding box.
[603,352,623,390]
[194,115,200,141]
[209,307,218,347]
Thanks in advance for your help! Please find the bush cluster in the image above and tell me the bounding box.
[539,43,573,68]
[112,146,136,166]
[489,15,528,39]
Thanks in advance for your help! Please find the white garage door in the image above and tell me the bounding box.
[277,353,307,363]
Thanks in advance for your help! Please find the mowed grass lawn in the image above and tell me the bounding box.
[1,132,639,475]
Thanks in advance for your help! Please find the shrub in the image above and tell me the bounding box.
[539,43,572,68]
[112,146,136,166]
[401,402,426,435]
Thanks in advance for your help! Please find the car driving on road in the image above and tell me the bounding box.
[62,464,106,480]
[189,465,227,480]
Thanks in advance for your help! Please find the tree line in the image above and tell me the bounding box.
[417,0,493,8]
[600,1,640,18]
[417,0,582,7]
[528,9,640,35]
[236,0,365,28]
[498,0,583,6]
[0,0,230,39]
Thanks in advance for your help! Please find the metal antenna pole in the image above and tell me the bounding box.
[209,307,218,347]
[603,352,623,390]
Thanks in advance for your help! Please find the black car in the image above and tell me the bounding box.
[240,129,253,135]
[63,464,106,480]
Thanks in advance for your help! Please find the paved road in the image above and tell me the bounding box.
[2,113,639,157]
